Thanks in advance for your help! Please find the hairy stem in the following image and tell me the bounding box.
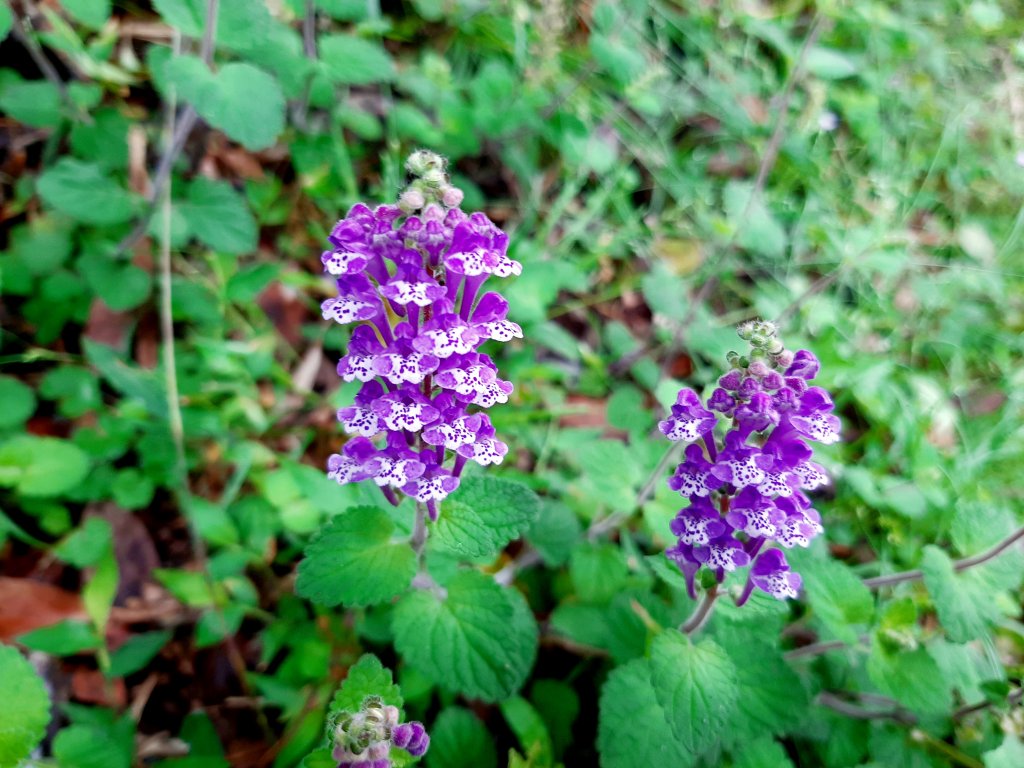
[680,585,719,635]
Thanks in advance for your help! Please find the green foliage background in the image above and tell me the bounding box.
[1,0,1024,766]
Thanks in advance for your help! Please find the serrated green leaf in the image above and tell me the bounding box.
[37,159,137,225]
[0,644,52,767]
[597,658,690,768]
[330,653,403,718]
[569,542,630,604]
[319,34,396,85]
[0,435,90,497]
[426,707,497,768]
[181,177,259,254]
[649,631,740,756]
[796,554,874,642]
[431,476,540,559]
[0,376,36,429]
[921,545,1001,643]
[393,571,537,702]
[715,630,808,738]
[867,642,952,716]
[296,506,416,607]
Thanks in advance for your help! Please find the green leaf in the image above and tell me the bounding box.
[393,571,538,702]
[79,251,152,312]
[0,376,36,429]
[715,630,807,738]
[732,736,796,768]
[0,644,52,766]
[649,630,740,756]
[426,707,497,768]
[0,80,62,128]
[108,630,172,677]
[84,340,168,420]
[867,642,953,716]
[17,620,101,655]
[796,554,874,643]
[330,653,403,718]
[166,55,285,150]
[319,34,396,85]
[0,435,90,497]
[431,476,541,559]
[597,658,690,768]
[111,469,155,510]
[296,506,416,607]
[83,549,119,631]
[921,545,1002,643]
[0,5,11,39]
[569,542,630,604]
[500,696,553,767]
[181,177,259,254]
[723,181,787,260]
[525,500,581,567]
[37,158,136,225]
[985,736,1024,768]
[52,717,134,768]
[805,47,860,80]
[55,517,112,567]
[39,367,101,418]
[61,0,112,28]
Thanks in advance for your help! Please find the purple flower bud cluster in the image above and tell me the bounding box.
[331,697,429,767]
[322,154,522,519]
[660,323,840,602]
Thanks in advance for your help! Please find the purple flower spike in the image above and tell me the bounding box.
[318,153,521,518]
[392,722,429,757]
[660,323,839,602]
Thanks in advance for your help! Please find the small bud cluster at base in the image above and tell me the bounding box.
[331,696,429,767]
[321,151,522,519]
[660,325,840,602]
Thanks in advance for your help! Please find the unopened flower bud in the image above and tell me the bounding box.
[775,349,795,369]
[398,188,425,213]
[748,360,770,378]
[406,149,445,177]
[441,185,464,208]
[737,323,755,341]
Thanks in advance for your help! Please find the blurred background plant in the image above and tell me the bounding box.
[2,0,1024,766]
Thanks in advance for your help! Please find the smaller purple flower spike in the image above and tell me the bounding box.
[658,388,717,443]
[661,320,839,603]
[319,151,522,523]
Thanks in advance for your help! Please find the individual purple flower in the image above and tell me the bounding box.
[658,388,717,443]
[747,549,802,600]
[661,321,839,602]
[320,152,521,520]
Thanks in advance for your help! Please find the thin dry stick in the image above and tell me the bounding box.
[817,691,914,724]
[160,32,186,478]
[115,0,219,257]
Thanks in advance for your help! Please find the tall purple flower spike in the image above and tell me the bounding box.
[663,321,839,602]
[321,152,522,520]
